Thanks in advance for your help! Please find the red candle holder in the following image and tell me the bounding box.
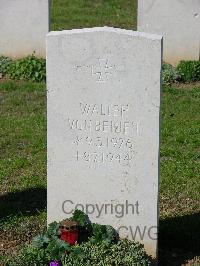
[59,220,78,245]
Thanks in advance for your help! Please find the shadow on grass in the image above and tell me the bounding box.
[159,212,200,265]
[0,188,46,220]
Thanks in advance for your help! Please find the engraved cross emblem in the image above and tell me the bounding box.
[92,58,114,82]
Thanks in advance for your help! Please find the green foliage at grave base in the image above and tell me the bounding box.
[6,240,151,266]
[1,55,200,85]
[162,63,181,85]
[162,61,200,84]
[0,55,46,82]
[5,210,151,266]
[0,56,12,76]
[177,60,200,83]
[62,240,151,266]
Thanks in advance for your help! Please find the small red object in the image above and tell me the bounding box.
[60,230,78,245]
[59,220,78,245]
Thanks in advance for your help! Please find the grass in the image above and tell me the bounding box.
[160,87,200,217]
[0,81,46,191]
[51,0,137,31]
[159,86,200,265]
[0,81,199,265]
[0,81,47,262]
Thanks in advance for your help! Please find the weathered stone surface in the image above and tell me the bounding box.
[0,0,49,58]
[138,0,200,65]
[47,27,162,258]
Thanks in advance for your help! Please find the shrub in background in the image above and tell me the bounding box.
[1,55,200,85]
[0,56,12,77]
[177,60,200,83]
[162,63,180,85]
[7,55,46,82]
[0,54,46,82]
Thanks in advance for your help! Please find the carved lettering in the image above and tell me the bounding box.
[79,103,129,117]
[70,101,138,165]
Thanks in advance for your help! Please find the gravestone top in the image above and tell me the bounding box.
[47,27,162,258]
[47,26,162,39]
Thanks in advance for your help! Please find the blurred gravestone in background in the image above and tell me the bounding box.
[138,0,200,65]
[0,0,49,58]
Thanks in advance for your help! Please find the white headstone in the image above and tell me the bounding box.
[0,0,49,58]
[47,27,162,258]
[138,0,200,65]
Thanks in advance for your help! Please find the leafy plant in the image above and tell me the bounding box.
[70,209,91,229]
[32,233,50,249]
[7,211,151,265]
[162,63,180,85]
[47,221,60,237]
[0,56,12,77]
[32,221,59,250]
[89,223,119,245]
[177,60,200,82]
[31,221,70,262]
[7,55,46,82]
[70,209,92,242]
[6,246,50,266]
[46,238,70,261]
[62,239,151,266]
